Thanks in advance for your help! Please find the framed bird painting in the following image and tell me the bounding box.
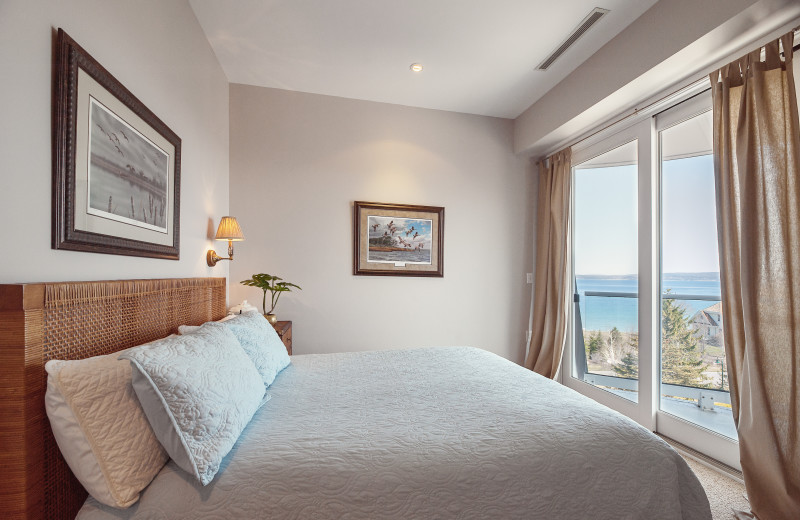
[52,28,181,259]
[353,201,444,277]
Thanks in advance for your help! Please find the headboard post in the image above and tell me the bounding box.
[0,278,226,520]
[0,284,46,520]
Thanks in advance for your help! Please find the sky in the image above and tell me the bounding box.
[574,153,719,276]
[368,216,432,247]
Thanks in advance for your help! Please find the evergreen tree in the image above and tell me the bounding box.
[627,332,639,353]
[586,331,603,360]
[613,352,638,378]
[661,297,708,387]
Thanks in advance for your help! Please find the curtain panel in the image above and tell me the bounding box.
[710,31,800,519]
[525,148,572,379]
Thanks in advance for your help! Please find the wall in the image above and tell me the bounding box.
[229,85,533,362]
[0,0,229,284]
[514,0,800,157]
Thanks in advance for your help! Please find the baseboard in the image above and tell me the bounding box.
[658,433,745,485]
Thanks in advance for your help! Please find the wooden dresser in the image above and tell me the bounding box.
[273,320,292,355]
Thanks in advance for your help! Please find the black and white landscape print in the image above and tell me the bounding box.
[87,98,169,232]
[367,216,432,264]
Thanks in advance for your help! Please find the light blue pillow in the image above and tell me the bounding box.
[222,311,291,386]
[119,322,265,485]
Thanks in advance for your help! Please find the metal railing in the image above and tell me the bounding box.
[583,291,721,301]
[574,290,729,406]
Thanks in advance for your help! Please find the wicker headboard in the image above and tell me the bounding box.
[0,277,227,520]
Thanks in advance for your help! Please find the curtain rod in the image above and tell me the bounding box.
[563,27,800,154]
[567,78,708,151]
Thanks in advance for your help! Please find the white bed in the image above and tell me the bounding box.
[77,346,711,519]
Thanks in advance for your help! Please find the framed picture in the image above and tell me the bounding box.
[353,201,444,277]
[52,28,181,259]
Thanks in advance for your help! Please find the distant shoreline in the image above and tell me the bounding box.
[369,246,414,252]
[577,272,720,281]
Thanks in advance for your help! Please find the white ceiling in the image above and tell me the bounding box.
[189,0,657,119]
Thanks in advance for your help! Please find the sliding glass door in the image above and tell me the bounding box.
[563,91,739,469]
[573,140,639,403]
[655,93,738,467]
[566,122,655,430]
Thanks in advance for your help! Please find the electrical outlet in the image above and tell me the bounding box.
[526,273,533,284]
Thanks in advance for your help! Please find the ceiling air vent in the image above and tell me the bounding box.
[536,7,609,71]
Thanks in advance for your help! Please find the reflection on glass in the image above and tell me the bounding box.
[660,111,735,439]
[573,140,639,402]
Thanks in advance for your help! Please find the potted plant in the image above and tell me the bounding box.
[240,273,302,324]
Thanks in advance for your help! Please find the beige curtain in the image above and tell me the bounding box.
[710,32,800,520]
[524,148,572,379]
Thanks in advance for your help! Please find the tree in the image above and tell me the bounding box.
[604,327,623,365]
[627,332,639,353]
[614,352,638,378]
[586,331,603,360]
[661,297,708,387]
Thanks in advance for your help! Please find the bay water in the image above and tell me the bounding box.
[576,275,721,332]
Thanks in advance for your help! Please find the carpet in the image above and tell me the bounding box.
[681,455,750,519]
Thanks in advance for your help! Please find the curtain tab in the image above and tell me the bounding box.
[764,40,780,69]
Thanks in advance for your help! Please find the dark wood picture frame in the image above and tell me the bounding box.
[52,28,181,260]
[353,201,444,277]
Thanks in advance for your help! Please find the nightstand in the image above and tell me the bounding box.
[273,321,292,355]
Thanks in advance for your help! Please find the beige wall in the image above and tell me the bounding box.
[229,85,533,362]
[0,0,229,284]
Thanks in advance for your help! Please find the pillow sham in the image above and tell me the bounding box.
[119,322,265,486]
[221,310,291,386]
[45,351,168,508]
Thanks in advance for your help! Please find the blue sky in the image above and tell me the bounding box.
[574,154,719,276]
[367,216,432,247]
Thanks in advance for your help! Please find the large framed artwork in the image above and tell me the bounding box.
[353,201,444,277]
[52,28,181,259]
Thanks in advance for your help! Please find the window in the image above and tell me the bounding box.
[573,140,639,402]
[564,90,740,469]
[658,104,735,440]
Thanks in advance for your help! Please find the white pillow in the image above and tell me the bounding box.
[177,311,290,387]
[221,310,291,386]
[45,351,168,508]
[119,322,265,485]
[176,313,235,335]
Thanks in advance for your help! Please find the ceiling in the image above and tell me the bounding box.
[189,0,658,119]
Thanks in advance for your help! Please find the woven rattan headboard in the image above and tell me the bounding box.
[0,277,226,520]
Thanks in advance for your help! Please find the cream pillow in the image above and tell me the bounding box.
[45,350,169,508]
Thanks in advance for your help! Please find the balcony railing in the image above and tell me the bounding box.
[573,289,736,439]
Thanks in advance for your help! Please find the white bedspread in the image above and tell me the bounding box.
[78,347,711,519]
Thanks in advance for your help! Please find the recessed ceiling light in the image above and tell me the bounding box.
[409,63,423,73]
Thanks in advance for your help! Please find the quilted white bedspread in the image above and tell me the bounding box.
[78,347,711,519]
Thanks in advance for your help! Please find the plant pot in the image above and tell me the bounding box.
[264,313,278,325]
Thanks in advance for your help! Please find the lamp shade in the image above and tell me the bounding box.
[214,216,244,241]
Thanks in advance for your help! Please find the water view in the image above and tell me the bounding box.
[576,273,721,331]
[88,98,169,232]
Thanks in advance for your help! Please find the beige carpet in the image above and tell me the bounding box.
[682,455,750,519]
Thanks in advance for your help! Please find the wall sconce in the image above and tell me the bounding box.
[207,216,244,267]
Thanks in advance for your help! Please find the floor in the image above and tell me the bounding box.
[681,455,750,519]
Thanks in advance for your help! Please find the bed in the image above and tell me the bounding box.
[0,278,711,519]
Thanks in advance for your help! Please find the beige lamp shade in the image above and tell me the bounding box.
[215,216,244,241]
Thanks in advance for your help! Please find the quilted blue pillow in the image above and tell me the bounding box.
[222,311,291,386]
[119,322,265,485]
